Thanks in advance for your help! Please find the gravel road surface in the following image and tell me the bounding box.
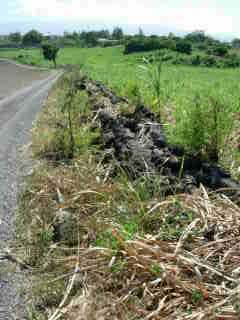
[0,60,49,100]
[0,60,61,319]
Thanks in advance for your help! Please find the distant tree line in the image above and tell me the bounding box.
[1,29,239,52]
[123,30,240,68]
[124,30,232,56]
[0,27,124,48]
[1,28,240,68]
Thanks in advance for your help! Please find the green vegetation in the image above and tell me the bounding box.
[2,27,239,320]
[0,27,123,49]
[123,30,239,68]
[0,28,239,68]
[42,42,59,68]
[16,70,240,319]
[1,45,239,167]
[22,29,43,46]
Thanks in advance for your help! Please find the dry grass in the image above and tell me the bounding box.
[19,173,240,319]
[16,72,240,320]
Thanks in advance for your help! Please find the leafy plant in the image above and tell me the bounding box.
[42,42,59,68]
[172,93,234,161]
[139,57,163,114]
[191,290,204,305]
[150,263,163,275]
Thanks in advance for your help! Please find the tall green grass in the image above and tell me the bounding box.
[1,46,239,167]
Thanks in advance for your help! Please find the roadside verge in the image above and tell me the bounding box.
[17,69,240,320]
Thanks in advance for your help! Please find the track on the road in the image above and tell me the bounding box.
[0,60,62,319]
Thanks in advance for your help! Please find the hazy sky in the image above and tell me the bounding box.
[1,0,240,37]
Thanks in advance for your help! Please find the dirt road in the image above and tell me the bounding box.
[0,60,61,319]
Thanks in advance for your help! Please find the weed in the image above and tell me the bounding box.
[125,81,143,105]
[150,263,163,275]
[171,92,235,161]
[191,290,204,305]
[95,228,120,251]
[139,56,163,115]
[158,209,195,241]
[110,259,126,274]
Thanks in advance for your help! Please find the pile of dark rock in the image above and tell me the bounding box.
[77,77,240,201]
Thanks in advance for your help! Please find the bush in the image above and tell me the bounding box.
[42,42,59,68]
[223,53,240,68]
[175,40,192,54]
[172,55,186,65]
[171,94,234,161]
[124,38,161,54]
[213,45,228,57]
[102,40,121,47]
[202,55,217,67]
[196,43,208,51]
[191,54,201,66]
[185,31,206,43]
[124,37,176,54]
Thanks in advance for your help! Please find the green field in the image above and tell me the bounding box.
[1,46,240,104]
[1,46,240,168]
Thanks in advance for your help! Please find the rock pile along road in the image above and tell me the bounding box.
[0,60,61,319]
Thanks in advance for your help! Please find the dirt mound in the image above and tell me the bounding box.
[78,77,240,201]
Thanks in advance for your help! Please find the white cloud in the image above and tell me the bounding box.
[14,0,234,34]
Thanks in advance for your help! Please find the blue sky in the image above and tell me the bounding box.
[1,0,239,38]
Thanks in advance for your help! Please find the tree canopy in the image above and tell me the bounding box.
[112,27,124,40]
[42,42,59,68]
[22,30,43,46]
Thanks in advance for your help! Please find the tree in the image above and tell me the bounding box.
[112,27,124,40]
[168,32,175,39]
[97,29,110,39]
[22,30,42,46]
[176,40,192,54]
[138,27,144,39]
[232,38,240,49]
[84,32,98,47]
[185,30,206,43]
[42,43,59,68]
[213,45,228,57]
[9,32,21,44]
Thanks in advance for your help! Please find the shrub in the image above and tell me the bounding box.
[112,27,124,40]
[42,42,59,68]
[196,43,208,51]
[202,55,217,67]
[185,31,206,43]
[124,37,176,54]
[224,53,240,68]
[175,40,192,54]
[171,94,234,161]
[232,38,240,49]
[139,57,162,113]
[213,45,228,57]
[191,54,201,66]
[102,40,121,47]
